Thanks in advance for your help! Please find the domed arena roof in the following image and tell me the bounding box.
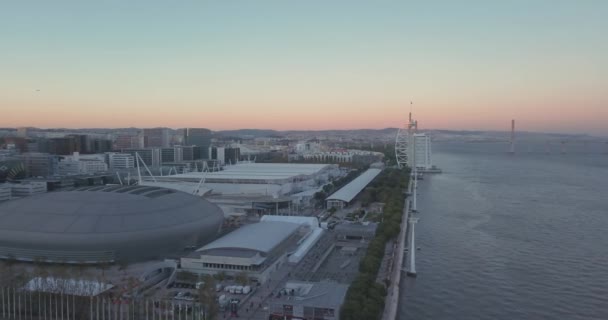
[0,185,225,264]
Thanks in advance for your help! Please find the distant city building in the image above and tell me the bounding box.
[57,158,108,175]
[20,153,58,177]
[181,145,195,161]
[113,134,144,150]
[209,147,226,165]
[143,128,170,148]
[161,147,183,163]
[122,148,162,167]
[16,127,29,138]
[1,137,30,153]
[295,141,322,154]
[224,147,241,164]
[48,137,78,155]
[183,128,212,159]
[10,181,47,198]
[107,153,135,169]
[91,138,112,153]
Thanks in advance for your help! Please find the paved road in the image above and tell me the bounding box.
[216,263,294,320]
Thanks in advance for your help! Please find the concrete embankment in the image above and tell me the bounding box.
[381,178,412,320]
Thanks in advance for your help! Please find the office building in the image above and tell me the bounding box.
[183,128,212,159]
[107,153,135,169]
[57,159,108,175]
[210,146,226,165]
[161,147,183,163]
[143,128,170,148]
[181,145,194,161]
[114,134,144,150]
[91,139,112,153]
[20,153,58,177]
[224,147,241,164]
[48,137,79,155]
[122,148,162,167]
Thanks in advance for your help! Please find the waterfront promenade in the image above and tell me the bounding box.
[381,177,412,320]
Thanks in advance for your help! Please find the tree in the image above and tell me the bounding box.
[198,275,218,320]
[214,271,227,282]
[176,271,198,283]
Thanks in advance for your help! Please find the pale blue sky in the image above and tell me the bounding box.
[1,1,606,134]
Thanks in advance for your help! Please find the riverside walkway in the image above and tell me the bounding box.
[381,178,412,320]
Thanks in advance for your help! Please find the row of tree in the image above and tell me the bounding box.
[340,168,410,320]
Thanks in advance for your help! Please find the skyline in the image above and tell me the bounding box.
[1,1,607,135]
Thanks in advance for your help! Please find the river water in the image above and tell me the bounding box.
[398,141,608,320]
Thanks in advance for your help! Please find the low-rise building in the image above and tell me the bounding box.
[326,168,382,209]
[334,222,377,242]
[10,181,47,198]
[0,184,11,201]
[268,281,349,320]
[181,221,306,283]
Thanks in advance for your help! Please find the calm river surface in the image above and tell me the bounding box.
[399,141,608,320]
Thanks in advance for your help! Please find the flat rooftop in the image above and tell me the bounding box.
[196,221,301,256]
[326,168,382,203]
[171,163,333,182]
[277,281,349,308]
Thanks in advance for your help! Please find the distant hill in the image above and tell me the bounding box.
[215,128,398,137]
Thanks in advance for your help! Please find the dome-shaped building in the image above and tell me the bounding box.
[0,185,224,264]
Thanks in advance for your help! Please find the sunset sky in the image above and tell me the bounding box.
[1,1,607,135]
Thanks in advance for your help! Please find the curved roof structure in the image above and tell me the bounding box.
[326,168,382,203]
[197,221,300,255]
[0,186,224,264]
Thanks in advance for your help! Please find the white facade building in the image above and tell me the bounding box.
[57,158,108,175]
[413,133,432,170]
[181,221,305,283]
[10,182,47,198]
[107,153,135,169]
